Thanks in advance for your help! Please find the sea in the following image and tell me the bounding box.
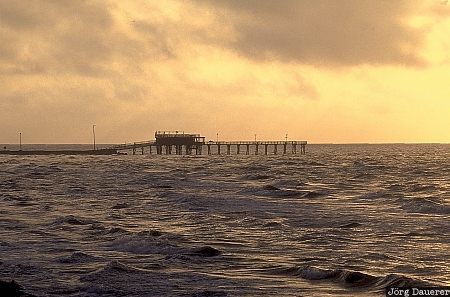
[0,144,449,296]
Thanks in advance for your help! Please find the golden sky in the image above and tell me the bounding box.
[0,0,449,143]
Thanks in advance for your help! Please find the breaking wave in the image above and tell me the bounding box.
[271,265,430,290]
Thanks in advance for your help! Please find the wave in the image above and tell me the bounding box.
[243,173,271,180]
[358,190,390,200]
[68,185,87,194]
[110,232,223,264]
[259,185,327,198]
[23,164,64,178]
[262,221,284,228]
[0,240,12,251]
[272,265,429,290]
[58,251,98,264]
[401,198,450,215]
[304,160,327,167]
[103,260,143,273]
[243,164,270,172]
[301,190,327,198]
[263,185,301,197]
[0,179,20,191]
[107,227,128,234]
[190,246,221,257]
[111,202,129,209]
[51,215,97,226]
[338,222,362,229]
[80,260,148,283]
[185,290,228,297]
[109,230,181,255]
[408,184,437,192]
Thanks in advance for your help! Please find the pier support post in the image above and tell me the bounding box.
[227,144,230,155]
[246,144,250,155]
[292,144,297,154]
[217,144,221,155]
[255,144,259,155]
[274,144,277,155]
[133,143,136,155]
[237,144,240,154]
[141,147,144,155]
[207,144,211,155]
[264,144,268,155]
[149,146,152,154]
[283,143,287,154]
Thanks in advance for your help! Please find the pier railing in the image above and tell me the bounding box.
[111,140,156,150]
[205,141,307,145]
[155,131,202,137]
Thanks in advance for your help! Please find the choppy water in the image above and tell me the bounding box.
[1,144,449,296]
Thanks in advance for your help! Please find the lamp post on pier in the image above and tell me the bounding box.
[92,125,96,151]
[19,132,22,151]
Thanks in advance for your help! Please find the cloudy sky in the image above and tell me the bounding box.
[0,0,449,144]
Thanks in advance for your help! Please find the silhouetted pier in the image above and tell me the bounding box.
[112,131,307,155]
[1,131,307,156]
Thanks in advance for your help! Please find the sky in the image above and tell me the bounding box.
[0,0,449,144]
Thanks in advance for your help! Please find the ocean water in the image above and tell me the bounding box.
[1,144,449,296]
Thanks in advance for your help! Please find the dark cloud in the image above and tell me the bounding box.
[197,0,427,66]
[0,0,431,77]
[0,0,171,76]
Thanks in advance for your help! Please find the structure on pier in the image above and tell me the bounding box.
[112,131,307,155]
[154,131,205,155]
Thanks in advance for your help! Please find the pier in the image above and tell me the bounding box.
[111,131,307,155]
[0,131,307,156]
